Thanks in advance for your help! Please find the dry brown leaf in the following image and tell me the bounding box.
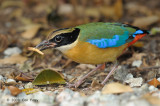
[32,38,42,46]
[143,93,160,105]
[114,0,123,20]
[91,80,102,88]
[85,7,100,20]
[22,88,40,95]
[133,16,159,28]
[102,82,133,94]
[99,0,123,20]
[21,24,41,39]
[15,73,34,82]
[126,53,147,64]
[8,86,22,96]
[148,78,160,88]
[1,0,24,8]
[0,54,27,64]
[125,3,152,16]
[28,47,44,55]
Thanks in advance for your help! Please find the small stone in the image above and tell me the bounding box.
[125,73,134,80]
[4,47,22,56]
[54,90,59,95]
[18,81,22,84]
[56,88,74,102]
[125,77,143,87]
[44,91,54,96]
[125,99,151,106]
[19,101,37,106]
[114,65,129,81]
[140,84,149,92]
[28,91,55,104]
[87,91,101,106]
[58,4,73,15]
[99,94,119,106]
[60,92,84,106]
[157,77,160,82]
[66,75,73,81]
[24,82,33,88]
[0,75,5,82]
[17,92,27,98]
[5,79,17,85]
[132,60,142,67]
[1,95,15,105]
[3,88,11,95]
[86,64,96,69]
[148,85,158,92]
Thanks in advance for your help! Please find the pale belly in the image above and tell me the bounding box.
[63,41,128,65]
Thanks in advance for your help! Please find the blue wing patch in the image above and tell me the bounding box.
[132,30,144,37]
[87,30,144,48]
[87,35,128,48]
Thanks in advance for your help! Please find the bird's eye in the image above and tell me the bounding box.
[55,36,62,42]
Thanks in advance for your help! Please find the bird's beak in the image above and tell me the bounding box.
[36,40,56,51]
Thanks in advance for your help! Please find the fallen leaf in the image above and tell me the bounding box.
[22,88,40,95]
[102,82,133,94]
[32,69,65,85]
[15,73,34,82]
[8,86,22,96]
[148,78,160,88]
[150,27,160,35]
[0,54,27,64]
[91,80,102,88]
[21,24,41,39]
[133,16,159,28]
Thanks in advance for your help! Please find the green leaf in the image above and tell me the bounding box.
[32,69,65,85]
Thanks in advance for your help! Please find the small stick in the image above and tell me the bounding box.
[130,66,160,72]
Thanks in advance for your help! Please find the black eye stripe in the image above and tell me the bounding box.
[49,28,80,48]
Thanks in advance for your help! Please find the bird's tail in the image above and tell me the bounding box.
[127,29,149,47]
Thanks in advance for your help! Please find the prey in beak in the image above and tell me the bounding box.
[36,40,56,51]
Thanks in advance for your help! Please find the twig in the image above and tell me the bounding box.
[0,66,19,71]
[130,66,160,72]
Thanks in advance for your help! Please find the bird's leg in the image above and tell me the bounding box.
[101,61,119,85]
[67,64,104,88]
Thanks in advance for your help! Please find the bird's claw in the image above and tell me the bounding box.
[65,80,85,88]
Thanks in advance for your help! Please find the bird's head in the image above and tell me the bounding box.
[36,28,80,53]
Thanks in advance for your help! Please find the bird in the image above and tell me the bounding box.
[36,22,149,88]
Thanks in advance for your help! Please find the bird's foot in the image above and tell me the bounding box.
[65,64,104,88]
[65,80,85,88]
